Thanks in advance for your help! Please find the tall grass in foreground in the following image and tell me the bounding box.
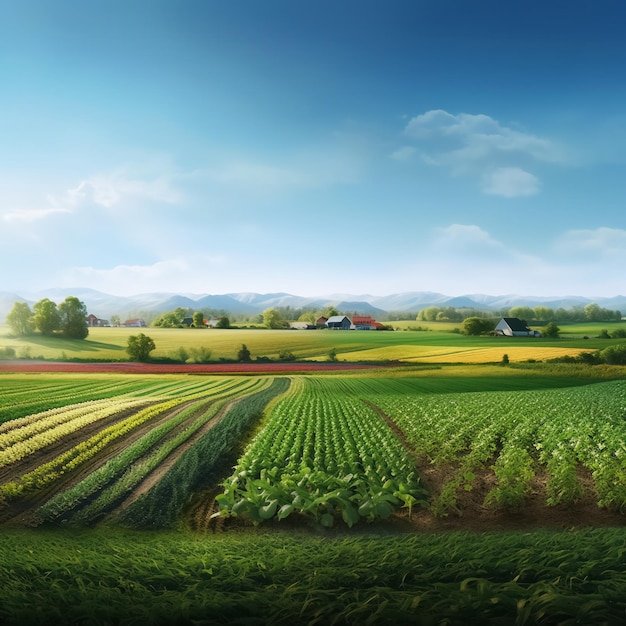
[1,527,626,624]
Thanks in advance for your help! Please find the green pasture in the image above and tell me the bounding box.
[1,322,626,363]
[2,527,626,624]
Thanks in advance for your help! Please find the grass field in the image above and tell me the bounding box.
[1,347,626,623]
[2,321,625,363]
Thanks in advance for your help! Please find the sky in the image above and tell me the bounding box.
[1,0,625,299]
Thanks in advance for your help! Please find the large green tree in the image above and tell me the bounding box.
[6,302,34,336]
[126,333,156,362]
[533,306,555,321]
[463,317,495,336]
[216,316,231,329]
[262,308,287,329]
[59,296,89,339]
[32,298,61,336]
[508,306,535,323]
[192,311,205,328]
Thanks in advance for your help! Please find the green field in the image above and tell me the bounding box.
[1,359,626,623]
[2,321,626,363]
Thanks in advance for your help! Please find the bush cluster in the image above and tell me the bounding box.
[548,343,626,366]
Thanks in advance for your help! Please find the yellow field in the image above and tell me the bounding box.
[336,345,590,364]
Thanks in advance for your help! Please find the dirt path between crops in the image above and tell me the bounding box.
[106,396,244,520]
[0,399,204,527]
[358,400,626,533]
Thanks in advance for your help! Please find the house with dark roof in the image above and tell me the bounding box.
[495,318,540,337]
[326,315,351,330]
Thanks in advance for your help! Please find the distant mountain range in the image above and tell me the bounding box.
[2,288,625,321]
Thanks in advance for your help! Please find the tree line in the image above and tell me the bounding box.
[7,297,89,339]
[417,303,622,323]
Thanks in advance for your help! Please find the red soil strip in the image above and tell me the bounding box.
[0,361,379,374]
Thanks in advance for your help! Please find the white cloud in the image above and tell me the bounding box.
[1,207,71,223]
[61,256,229,296]
[428,224,546,275]
[63,171,182,210]
[405,110,561,163]
[434,224,503,249]
[398,109,565,196]
[555,227,626,258]
[482,167,540,197]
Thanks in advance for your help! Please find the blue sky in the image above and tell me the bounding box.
[1,0,625,298]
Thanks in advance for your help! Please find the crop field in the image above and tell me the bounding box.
[1,364,626,623]
[2,321,626,364]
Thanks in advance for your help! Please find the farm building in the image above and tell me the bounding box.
[181,317,208,327]
[326,315,351,330]
[495,318,541,337]
[86,314,110,327]
[289,322,316,330]
[351,315,385,330]
[315,316,328,327]
[123,318,147,328]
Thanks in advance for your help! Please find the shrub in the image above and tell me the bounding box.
[278,350,296,362]
[169,347,189,363]
[0,347,16,359]
[542,322,560,338]
[599,343,626,365]
[126,333,156,362]
[237,344,251,362]
[189,346,212,363]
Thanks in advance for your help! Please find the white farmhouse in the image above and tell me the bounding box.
[495,318,541,337]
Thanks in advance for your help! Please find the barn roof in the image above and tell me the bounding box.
[500,317,530,331]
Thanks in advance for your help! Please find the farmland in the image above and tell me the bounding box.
[1,352,626,623]
[2,320,626,364]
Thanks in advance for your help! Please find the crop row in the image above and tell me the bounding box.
[0,376,267,507]
[0,398,151,467]
[0,374,235,426]
[119,377,291,528]
[39,397,227,524]
[373,380,626,513]
[37,376,270,524]
[215,377,426,527]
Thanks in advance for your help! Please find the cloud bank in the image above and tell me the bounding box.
[399,109,565,197]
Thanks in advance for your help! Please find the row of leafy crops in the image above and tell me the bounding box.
[0,373,248,425]
[216,377,426,527]
[0,374,159,424]
[119,376,291,528]
[372,380,626,514]
[0,375,270,515]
